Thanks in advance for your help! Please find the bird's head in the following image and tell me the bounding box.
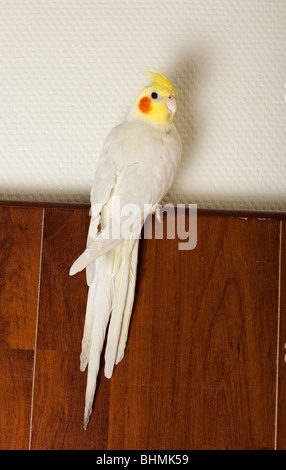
[128,70,178,127]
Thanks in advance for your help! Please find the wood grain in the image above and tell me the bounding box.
[30,208,111,449]
[30,210,280,449]
[36,208,90,351]
[0,349,34,450]
[0,207,42,349]
[107,215,280,450]
[0,205,281,449]
[0,206,42,449]
[30,350,110,449]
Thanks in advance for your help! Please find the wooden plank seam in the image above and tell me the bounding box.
[28,208,45,449]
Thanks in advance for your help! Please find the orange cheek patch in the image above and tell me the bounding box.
[139,96,152,114]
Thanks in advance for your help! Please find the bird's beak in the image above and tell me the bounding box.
[166,95,177,116]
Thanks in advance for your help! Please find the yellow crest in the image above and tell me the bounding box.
[142,70,178,97]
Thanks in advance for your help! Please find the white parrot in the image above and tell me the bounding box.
[69,70,182,429]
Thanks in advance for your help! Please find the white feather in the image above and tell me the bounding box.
[80,268,97,372]
[104,239,135,378]
[115,237,139,365]
[83,252,114,429]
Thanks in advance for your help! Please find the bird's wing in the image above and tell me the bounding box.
[82,127,119,285]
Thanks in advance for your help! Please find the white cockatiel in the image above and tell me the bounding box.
[70,71,182,428]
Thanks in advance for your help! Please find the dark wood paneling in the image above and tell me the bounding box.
[0,205,282,449]
[107,216,280,450]
[31,211,280,449]
[30,350,110,450]
[36,208,90,351]
[0,206,42,449]
[31,208,111,449]
[0,207,42,349]
[277,220,285,449]
[0,349,34,450]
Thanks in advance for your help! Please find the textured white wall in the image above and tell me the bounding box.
[0,0,285,211]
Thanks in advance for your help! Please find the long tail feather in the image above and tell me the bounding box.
[104,240,133,379]
[80,272,97,372]
[83,253,114,429]
[72,219,142,428]
[115,238,139,364]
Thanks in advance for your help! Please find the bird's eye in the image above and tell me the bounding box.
[151,92,158,99]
